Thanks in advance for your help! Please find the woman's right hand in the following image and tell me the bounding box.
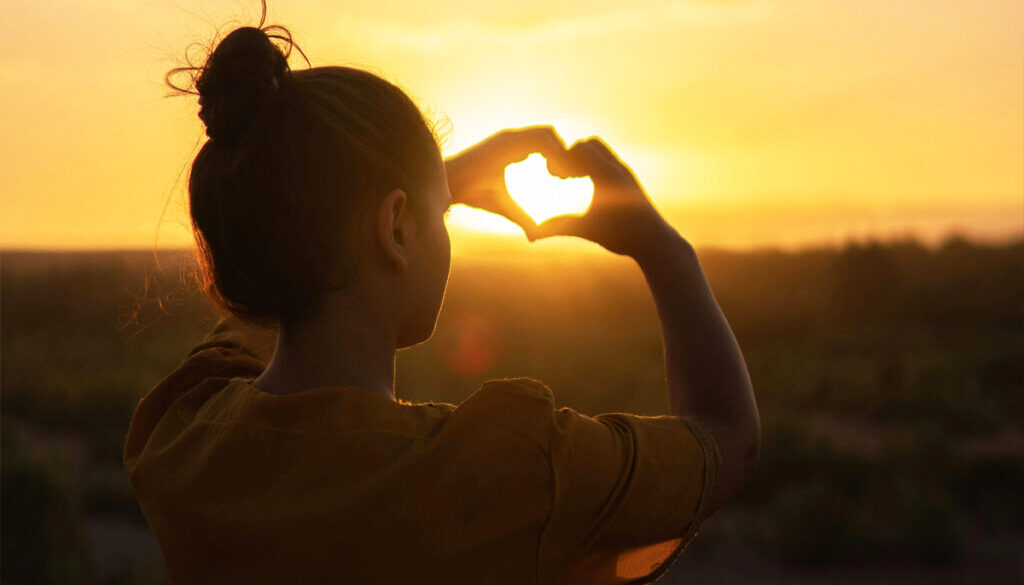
[533,138,678,259]
[446,126,568,239]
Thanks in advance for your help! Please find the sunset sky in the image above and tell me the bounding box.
[2,0,1021,251]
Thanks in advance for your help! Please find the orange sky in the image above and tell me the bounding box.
[1,0,1021,251]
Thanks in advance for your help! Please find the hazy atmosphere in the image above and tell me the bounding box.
[2,0,1021,250]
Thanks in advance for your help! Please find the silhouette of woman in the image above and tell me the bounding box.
[124,7,760,585]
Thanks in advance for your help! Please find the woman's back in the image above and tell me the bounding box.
[125,316,717,585]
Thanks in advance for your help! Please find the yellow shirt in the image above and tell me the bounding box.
[124,315,719,585]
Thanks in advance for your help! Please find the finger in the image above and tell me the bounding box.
[559,138,635,186]
[546,141,588,178]
[531,214,586,241]
[582,136,636,181]
[546,146,578,178]
[498,200,540,239]
[549,139,617,180]
[583,136,620,163]
[582,138,633,180]
[533,127,569,161]
[450,185,539,238]
[497,125,568,163]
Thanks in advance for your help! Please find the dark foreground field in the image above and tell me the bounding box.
[2,238,1022,584]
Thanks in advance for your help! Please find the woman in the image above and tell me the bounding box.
[124,14,760,585]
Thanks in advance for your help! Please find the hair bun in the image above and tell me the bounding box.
[195,27,288,142]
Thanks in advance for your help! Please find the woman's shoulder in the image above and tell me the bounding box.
[478,377,555,403]
[432,377,556,454]
[455,377,556,417]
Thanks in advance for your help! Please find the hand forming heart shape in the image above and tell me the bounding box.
[445,126,582,238]
[448,127,671,256]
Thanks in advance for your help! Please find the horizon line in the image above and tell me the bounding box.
[2,232,1021,256]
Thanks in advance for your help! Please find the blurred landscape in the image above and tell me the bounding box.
[2,237,1022,584]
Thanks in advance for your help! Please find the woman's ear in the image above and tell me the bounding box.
[377,188,410,271]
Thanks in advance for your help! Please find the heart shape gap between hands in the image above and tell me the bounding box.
[504,153,594,225]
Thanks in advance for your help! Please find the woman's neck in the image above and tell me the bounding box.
[251,292,398,401]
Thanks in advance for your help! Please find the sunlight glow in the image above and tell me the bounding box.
[0,1,1020,249]
[446,205,523,235]
[504,154,594,224]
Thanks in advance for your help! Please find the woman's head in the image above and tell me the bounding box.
[176,24,451,343]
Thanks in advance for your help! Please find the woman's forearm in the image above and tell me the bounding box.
[633,230,761,513]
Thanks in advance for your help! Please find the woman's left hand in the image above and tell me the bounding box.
[445,126,568,239]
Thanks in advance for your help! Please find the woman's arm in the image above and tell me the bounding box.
[533,138,761,515]
[633,232,760,513]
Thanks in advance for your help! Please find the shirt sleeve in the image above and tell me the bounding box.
[536,390,720,585]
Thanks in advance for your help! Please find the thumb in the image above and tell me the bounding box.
[531,215,585,241]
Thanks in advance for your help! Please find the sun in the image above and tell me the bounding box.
[504,153,594,225]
